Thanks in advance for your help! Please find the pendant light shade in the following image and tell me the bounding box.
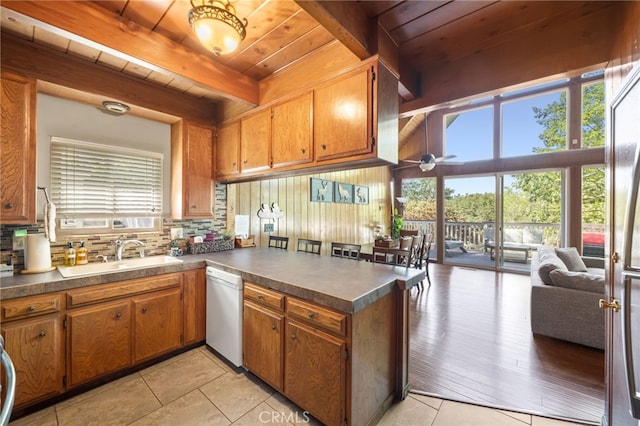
[188,0,247,56]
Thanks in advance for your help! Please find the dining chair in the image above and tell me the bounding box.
[372,235,421,272]
[416,233,433,291]
[330,242,361,261]
[296,238,322,255]
[268,235,289,250]
[400,229,419,237]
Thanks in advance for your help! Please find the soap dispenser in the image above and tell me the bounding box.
[76,241,88,265]
[64,242,76,266]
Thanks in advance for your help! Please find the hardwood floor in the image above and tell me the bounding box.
[407,264,605,425]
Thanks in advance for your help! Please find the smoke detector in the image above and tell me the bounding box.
[101,100,130,114]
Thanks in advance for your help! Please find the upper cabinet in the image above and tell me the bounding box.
[216,58,397,182]
[216,121,240,177]
[171,120,214,219]
[314,67,371,161]
[1,72,36,224]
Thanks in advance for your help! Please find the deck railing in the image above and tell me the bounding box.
[403,220,565,251]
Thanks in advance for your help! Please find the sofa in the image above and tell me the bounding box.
[530,245,605,349]
[484,225,545,262]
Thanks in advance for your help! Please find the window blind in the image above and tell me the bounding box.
[50,137,163,217]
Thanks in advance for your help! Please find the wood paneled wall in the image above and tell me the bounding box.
[226,166,392,255]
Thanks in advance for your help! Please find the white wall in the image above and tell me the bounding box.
[36,94,171,217]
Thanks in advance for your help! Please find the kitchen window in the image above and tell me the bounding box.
[50,137,162,233]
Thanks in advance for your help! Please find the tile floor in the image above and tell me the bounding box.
[10,346,586,426]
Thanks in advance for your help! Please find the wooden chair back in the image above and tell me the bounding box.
[330,242,361,261]
[268,235,289,250]
[297,238,322,255]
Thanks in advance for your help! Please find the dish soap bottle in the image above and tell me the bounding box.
[76,241,88,265]
[64,242,76,266]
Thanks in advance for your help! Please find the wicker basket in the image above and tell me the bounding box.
[187,239,234,254]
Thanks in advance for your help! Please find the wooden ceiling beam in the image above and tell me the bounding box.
[1,34,216,124]
[2,1,259,105]
[295,0,420,99]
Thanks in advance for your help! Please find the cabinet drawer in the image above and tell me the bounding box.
[67,273,182,308]
[1,293,61,321]
[244,282,284,312]
[286,298,347,337]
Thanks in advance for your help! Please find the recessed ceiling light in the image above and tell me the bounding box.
[102,100,130,114]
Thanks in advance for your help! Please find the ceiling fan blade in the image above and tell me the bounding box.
[434,154,457,163]
[399,159,422,163]
[394,164,419,170]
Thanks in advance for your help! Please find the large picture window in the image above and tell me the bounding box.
[50,137,163,232]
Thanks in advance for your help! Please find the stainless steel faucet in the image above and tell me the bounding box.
[115,239,145,261]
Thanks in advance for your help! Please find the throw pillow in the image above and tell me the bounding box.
[555,247,588,272]
[549,269,605,294]
[537,254,568,285]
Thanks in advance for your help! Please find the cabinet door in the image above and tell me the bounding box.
[240,109,271,173]
[314,67,372,161]
[1,314,64,408]
[0,73,36,224]
[183,268,206,345]
[185,123,214,218]
[66,301,131,388]
[285,320,346,426]
[272,92,313,169]
[243,300,283,391]
[132,288,183,363]
[216,121,240,177]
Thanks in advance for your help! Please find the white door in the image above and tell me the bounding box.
[607,62,640,426]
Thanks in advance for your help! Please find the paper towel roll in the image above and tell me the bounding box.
[25,233,52,272]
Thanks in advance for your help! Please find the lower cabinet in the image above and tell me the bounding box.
[243,282,349,425]
[284,320,346,426]
[132,288,183,363]
[242,300,283,391]
[1,313,64,408]
[66,300,131,388]
[1,268,205,414]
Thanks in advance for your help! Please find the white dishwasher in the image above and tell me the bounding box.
[206,266,243,367]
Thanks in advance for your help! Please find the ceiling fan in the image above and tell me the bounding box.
[399,154,461,171]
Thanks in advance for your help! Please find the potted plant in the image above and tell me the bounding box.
[391,209,403,240]
[221,230,233,240]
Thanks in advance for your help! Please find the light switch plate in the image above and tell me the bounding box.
[13,229,27,250]
[170,227,183,240]
[264,223,274,232]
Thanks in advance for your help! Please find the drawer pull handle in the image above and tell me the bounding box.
[4,202,13,209]
[307,311,317,319]
[321,144,327,150]
[271,324,276,330]
[257,295,264,300]
[38,331,46,338]
[291,334,296,340]
[27,306,36,312]
[142,307,148,314]
[115,312,122,319]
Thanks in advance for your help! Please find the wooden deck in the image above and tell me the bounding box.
[407,264,605,424]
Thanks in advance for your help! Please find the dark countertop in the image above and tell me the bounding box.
[0,248,425,314]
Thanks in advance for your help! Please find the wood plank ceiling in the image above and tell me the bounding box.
[0,1,620,120]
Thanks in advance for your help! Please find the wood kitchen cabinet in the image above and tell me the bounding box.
[66,300,131,387]
[216,121,240,177]
[132,288,183,363]
[183,268,206,345]
[240,109,271,173]
[242,282,349,425]
[0,72,36,224]
[271,92,313,169]
[243,282,285,391]
[1,292,64,408]
[171,120,214,219]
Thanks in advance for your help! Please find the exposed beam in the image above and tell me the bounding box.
[1,34,217,124]
[295,1,419,99]
[2,1,259,105]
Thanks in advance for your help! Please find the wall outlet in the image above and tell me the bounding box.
[170,227,183,240]
[264,223,274,232]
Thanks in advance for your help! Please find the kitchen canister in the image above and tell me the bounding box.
[23,233,54,273]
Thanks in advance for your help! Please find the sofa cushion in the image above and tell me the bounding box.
[549,269,605,294]
[504,229,523,243]
[523,228,543,245]
[535,246,567,284]
[555,247,588,272]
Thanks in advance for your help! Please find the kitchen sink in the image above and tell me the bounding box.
[57,255,183,278]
